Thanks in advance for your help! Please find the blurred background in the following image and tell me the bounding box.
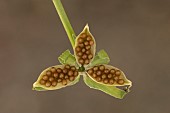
[0,0,170,113]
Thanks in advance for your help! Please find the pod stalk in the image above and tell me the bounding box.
[52,0,76,48]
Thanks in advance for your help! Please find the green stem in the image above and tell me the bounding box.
[52,0,76,48]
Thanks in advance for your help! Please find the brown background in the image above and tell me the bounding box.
[0,0,170,113]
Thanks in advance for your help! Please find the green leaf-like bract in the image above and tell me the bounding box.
[83,74,127,99]
[58,50,77,66]
[88,49,110,67]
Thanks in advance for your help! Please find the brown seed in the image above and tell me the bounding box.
[117,79,124,85]
[56,68,62,73]
[114,75,119,81]
[59,73,64,78]
[78,59,84,64]
[104,69,109,74]
[85,45,91,50]
[42,75,48,80]
[63,69,68,74]
[52,81,57,86]
[87,69,93,75]
[115,70,121,76]
[62,79,67,85]
[71,66,76,71]
[51,67,56,73]
[75,46,81,52]
[78,38,84,43]
[86,50,91,55]
[103,79,109,84]
[45,81,51,87]
[96,77,102,82]
[110,69,116,74]
[84,59,89,64]
[101,74,107,79]
[53,72,59,78]
[82,54,87,59]
[79,43,85,48]
[107,74,113,79]
[80,33,87,38]
[68,70,74,76]
[74,71,78,76]
[49,77,54,82]
[40,79,46,85]
[96,70,102,76]
[92,73,97,78]
[65,64,70,69]
[46,71,52,76]
[89,40,94,45]
[57,79,62,82]
[82,48,86,53]
[86,36,92,41]
[65,75,69,79]
[88,54,93,59]
[69,76,75,81]
[77,52,83,57]
[84,41,89,46]
[99,65,105,71]
[93,66,99,71]
[109,79,115,85]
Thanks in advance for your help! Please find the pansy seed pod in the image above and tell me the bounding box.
[86,64,132,87]
[33,64,80,91]
[74,25,96,67]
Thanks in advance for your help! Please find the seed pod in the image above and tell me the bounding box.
[74,25,96,67]
[33,65,80,91]
[86,64,131,86]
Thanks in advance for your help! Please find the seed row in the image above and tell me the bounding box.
[87,65,125,85]
[75,33,94,65]
[39,65,78,87]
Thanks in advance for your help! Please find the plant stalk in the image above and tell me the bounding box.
[52,0,76,48]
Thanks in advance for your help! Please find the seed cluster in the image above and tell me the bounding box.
[87,65,125,85]
[75,33,94,65]
[39,65,78,87]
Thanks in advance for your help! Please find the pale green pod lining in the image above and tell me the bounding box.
[74,24,96,67]
[86,64,132,87]
[33,65,80,91]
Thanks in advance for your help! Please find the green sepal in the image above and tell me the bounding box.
[88,49,110,68]
[58,50,77,66]
[83,74,127,99]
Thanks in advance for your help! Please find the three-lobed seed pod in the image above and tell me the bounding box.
[74,25,96,67]
[33,25,132,96]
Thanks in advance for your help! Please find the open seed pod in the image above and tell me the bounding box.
[86,64,132,87]
[74,25,96,67]
[33,64,80,91]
